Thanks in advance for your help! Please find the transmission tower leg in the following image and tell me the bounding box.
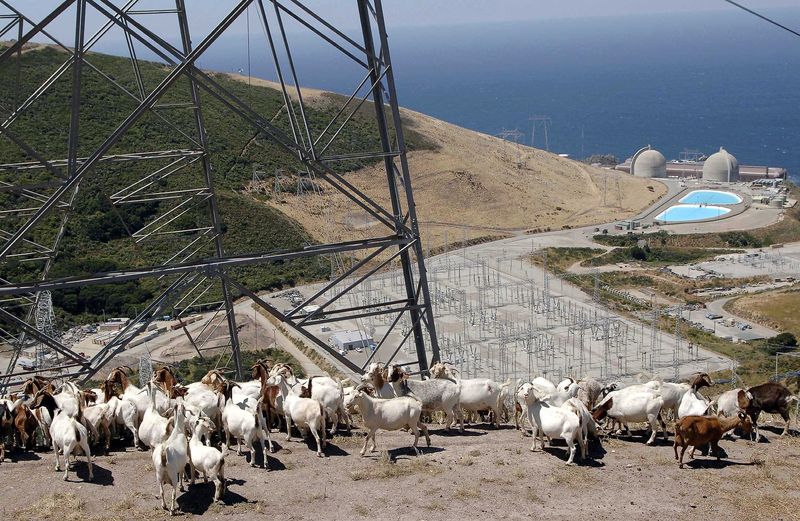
[358,0,439,375]
[176,0,243,378]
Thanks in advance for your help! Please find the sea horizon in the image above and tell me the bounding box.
[34,8,800,182]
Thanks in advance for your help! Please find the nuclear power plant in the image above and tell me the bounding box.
[617,146,785,181]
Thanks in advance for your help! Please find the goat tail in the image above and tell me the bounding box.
[73,419,82,444]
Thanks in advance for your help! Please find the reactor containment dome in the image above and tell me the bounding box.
[631,147,667,178]
[703,147,739,182]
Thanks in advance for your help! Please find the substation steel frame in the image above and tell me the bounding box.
[0,0,440,390]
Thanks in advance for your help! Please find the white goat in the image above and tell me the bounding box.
[106,367,169,423]
[188,417,226,502]
[386,364,464,431]
[430,362,507,427]
[351,385,431,456]
[269,364,347,434]
[677,389,714,419]
[153,402,190,515]
[138,381,172,449]
[219,381,272,466]
[716,388,752,418]
[82,403,112,452]
[30,390,93,481]
[524,386,586,464]
[99,381,140,447]
[592,389,666,445]
[267,371,326,457]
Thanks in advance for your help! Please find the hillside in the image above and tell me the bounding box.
[248,87,666,249]
[0,44,663,322]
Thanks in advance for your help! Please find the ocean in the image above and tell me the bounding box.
[98,9,800,182]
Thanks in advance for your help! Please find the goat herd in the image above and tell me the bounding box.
[0,359,798,515]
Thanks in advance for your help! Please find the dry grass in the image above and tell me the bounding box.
[331,432,367,449]
[458,455,475,466]
[546,464,597,486]
[349,451,441,481]
[452,486,480,500]
[726,288,800,337]
[259,103,664,252]
[13,493,88,521]
[353,504,369,517]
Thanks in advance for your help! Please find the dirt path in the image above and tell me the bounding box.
[2,420,799,521]
[231,298,323,378]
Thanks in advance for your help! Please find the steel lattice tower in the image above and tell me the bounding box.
[0,0,440,390]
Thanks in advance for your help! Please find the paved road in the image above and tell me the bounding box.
[707,297,777,340]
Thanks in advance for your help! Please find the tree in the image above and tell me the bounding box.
[771,332,798,348]
[629,245,648,261]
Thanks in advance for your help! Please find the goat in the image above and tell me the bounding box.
[716,388,751,417]
[99,380,140,447]
[351,384,431,456]
[592,389,666,445]
[542,391,599,444]
[678,389,714,419]
[267,370,326,457]
[251,361,283,431]
[188,417,226,503]
[82,402,112,453]
[386,364,464,432]
[30,390,93,482]
[220,381,272,467]
[155,367,223,444]
[361,363,398,398]
[744,382,799,440]
[0,399,19,462]
[12,402,38,451]
[556,377,580,397]
[138,381,173,450]
[107,367,169,423]
[430,362,507,428]
[523,385,585,464]
[153,402,190,515]
[576,378,604,410]
[673,413,752,468]
[269,363,348,434]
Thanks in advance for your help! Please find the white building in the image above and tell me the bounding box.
[330,330,373,351]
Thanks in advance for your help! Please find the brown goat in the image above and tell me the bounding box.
[13,404,38,451]
[673,413,752,468]
[251,361,282,429]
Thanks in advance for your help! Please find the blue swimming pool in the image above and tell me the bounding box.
[679,190,742,205]
[655,204,731,222]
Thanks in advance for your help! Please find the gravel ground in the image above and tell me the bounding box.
[1,421,799,521]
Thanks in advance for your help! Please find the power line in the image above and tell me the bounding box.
[722,0,800,39]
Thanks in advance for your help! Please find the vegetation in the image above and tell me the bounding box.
[582,245,736,267]
[581,154,619,166]
[170,347,305,381]
[527,247,604,274]
[725,289,800,339]
[0,46,434,325]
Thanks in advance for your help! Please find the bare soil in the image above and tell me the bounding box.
[2,420,799,521]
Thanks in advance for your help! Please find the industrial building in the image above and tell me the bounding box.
[702,147,739,182]
[330,330,374,352]
[617,146,786,181]
[630,146,667,178]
